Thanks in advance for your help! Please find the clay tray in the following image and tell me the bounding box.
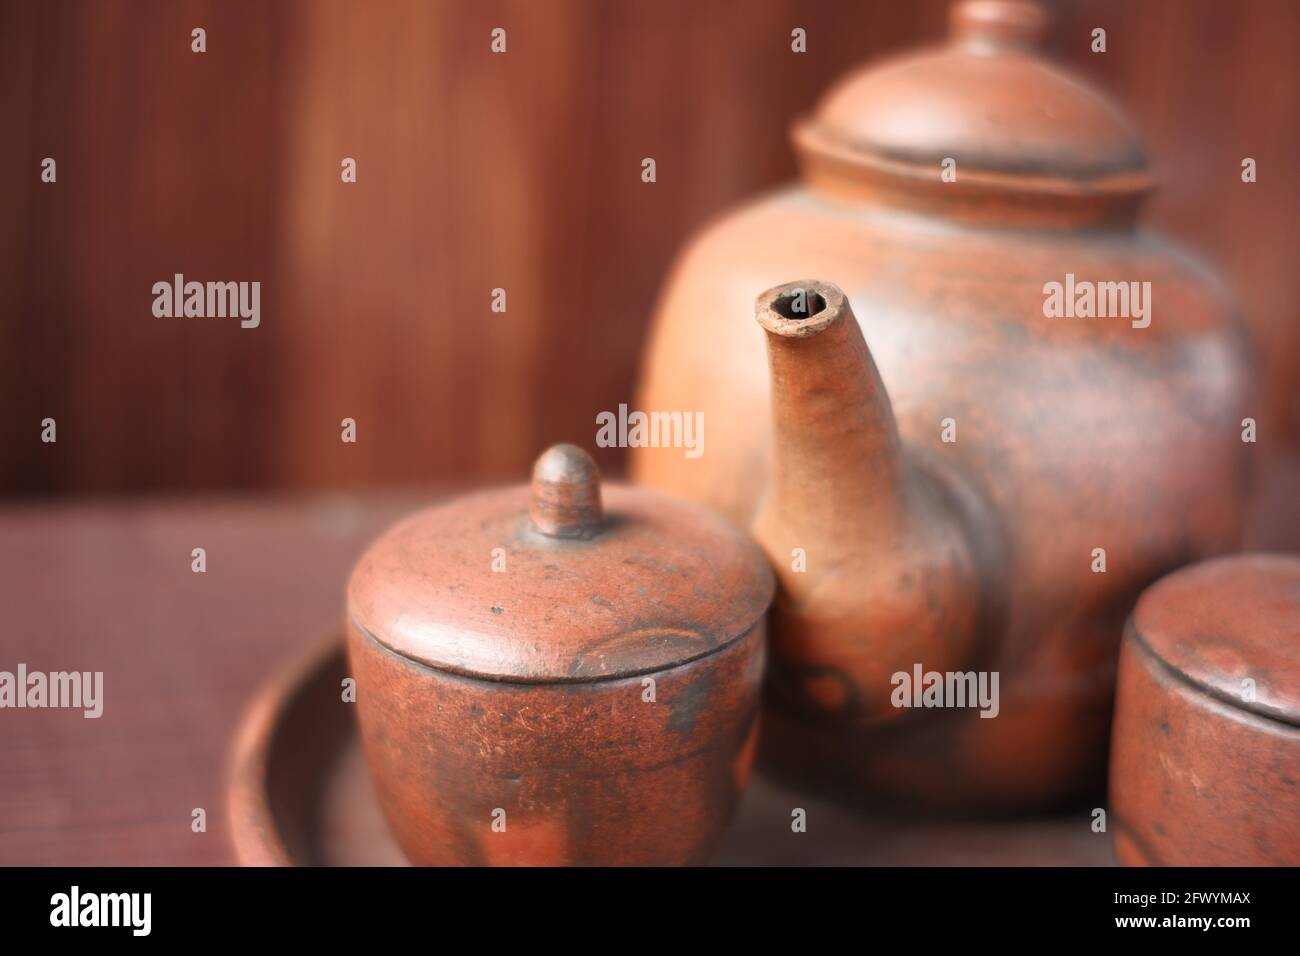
[228,638,1116,866]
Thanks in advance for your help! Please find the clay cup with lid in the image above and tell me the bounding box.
[1109,554,1300,865]
[346,444,774,865]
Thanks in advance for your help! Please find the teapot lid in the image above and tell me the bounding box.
[348,444,774,682]
[794,0,1151,206]
[1129,554,1300,726]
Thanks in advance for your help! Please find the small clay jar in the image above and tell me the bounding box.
[1109,554,1300,865]
[346,444,773,866]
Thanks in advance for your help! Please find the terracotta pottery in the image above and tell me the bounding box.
[1109,553,1300,866]
[633,0,1255,813]
[346,443,773,865]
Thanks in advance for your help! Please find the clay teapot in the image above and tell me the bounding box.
[347,444,772,865]
[632,0,1255,813]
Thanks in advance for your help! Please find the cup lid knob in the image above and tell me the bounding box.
[529,443,604,539]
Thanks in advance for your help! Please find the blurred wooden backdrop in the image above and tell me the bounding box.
[2,0,1297,496]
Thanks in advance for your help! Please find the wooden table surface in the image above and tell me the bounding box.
[0,493,424,865]
[2,460,1297,866]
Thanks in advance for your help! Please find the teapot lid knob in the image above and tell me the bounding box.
[530,443,604,539]
[950,0,1045,51]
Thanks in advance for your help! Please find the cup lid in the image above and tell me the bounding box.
[348,444,774,682]
[1129,553,1300,726]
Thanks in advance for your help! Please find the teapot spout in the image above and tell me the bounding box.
[754,280,988,723]
[755,281,907,542]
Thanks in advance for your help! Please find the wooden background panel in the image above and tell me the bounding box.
[261,0,950,490]
[0,0,294,494]
[0,0,1294,496]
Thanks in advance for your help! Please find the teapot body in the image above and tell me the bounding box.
[633,185,1255,812]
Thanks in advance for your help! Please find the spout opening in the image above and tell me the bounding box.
[772,290,828,320]
[756,280,848,338]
